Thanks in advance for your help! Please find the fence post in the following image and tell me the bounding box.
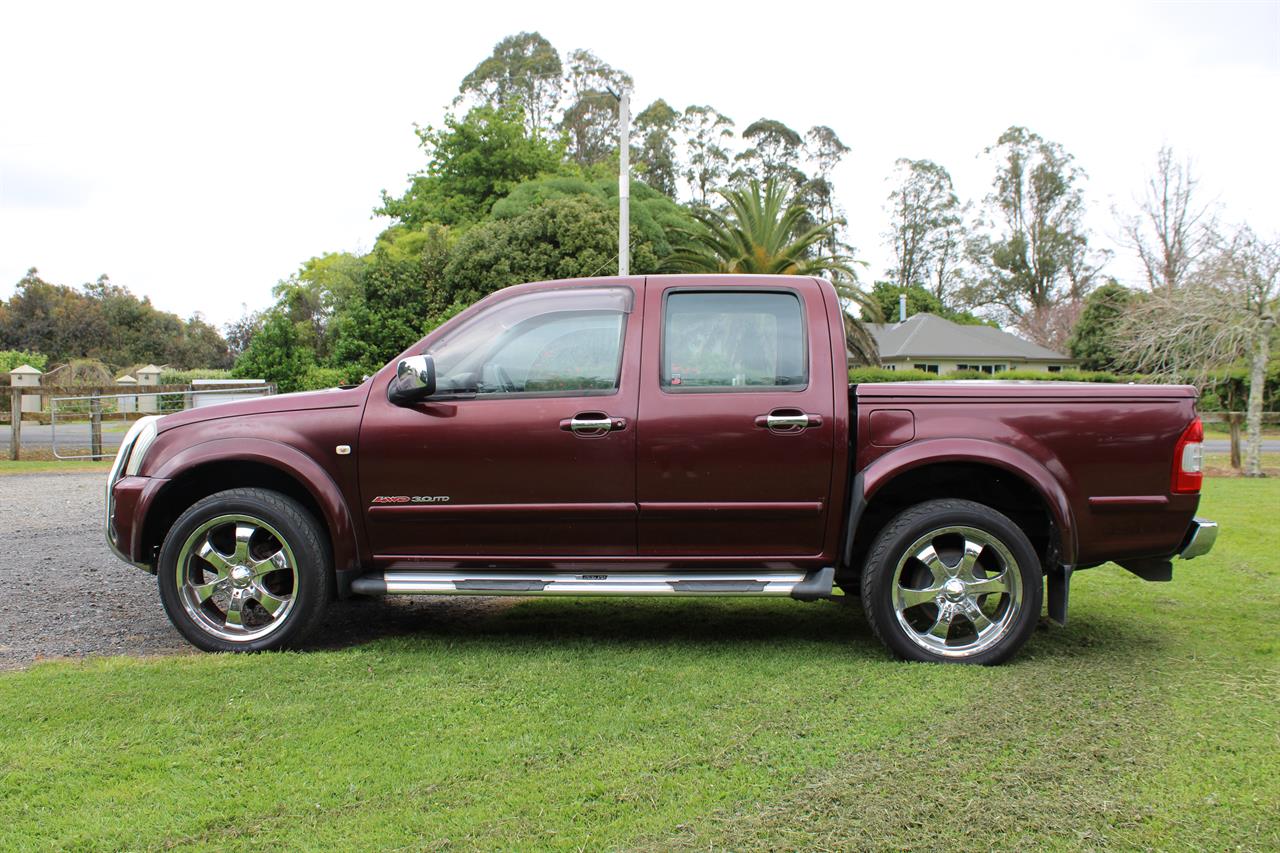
[8,389,19,461]
[1229,412,1242,470]
[90,396,104,461]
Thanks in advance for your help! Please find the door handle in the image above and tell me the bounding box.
[754,410,823,433]
[559,414,627,436]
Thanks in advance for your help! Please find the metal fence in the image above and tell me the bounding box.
[5,383,274,461]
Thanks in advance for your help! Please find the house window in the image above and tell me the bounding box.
[957,363,1006,375]
[913,364,940,374]
[1047,365,1062,373]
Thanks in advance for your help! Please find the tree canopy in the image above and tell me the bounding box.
[0,269,230,371]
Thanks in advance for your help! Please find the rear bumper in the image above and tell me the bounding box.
[1179,517,1218,560]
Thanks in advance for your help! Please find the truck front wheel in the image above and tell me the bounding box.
[157,488,333,652]
[860,499,1042,665]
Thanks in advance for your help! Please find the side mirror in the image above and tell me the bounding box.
[387,354,436,405]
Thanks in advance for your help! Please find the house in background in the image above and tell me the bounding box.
[865,313,1076,374]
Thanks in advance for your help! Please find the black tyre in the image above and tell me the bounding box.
[157,488,332,652]
[860,499,1042,665]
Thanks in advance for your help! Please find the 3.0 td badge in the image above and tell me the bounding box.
[371,495,451,504]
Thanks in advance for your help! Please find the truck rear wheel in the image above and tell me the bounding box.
[157,488,332,652]
[860,499,1041,665]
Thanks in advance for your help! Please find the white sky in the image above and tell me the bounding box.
[1,0,1277,328]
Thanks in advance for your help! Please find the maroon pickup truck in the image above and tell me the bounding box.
[106,274,1217,664]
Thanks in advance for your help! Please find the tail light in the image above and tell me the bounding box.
[1171,417,1204,494]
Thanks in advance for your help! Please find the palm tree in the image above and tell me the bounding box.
[665,180,881,363]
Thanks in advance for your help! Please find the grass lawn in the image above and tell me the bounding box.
[1204,424,1280,441]
[0,459,112,476]
[1,480,1277,850]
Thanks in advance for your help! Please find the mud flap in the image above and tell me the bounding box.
[1046,564,1072,626]
[1119,558,1173,582]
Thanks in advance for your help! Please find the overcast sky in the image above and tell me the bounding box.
[2,0,1277,327]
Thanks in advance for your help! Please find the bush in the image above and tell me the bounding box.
[158,369,233,385]
[998,369,1121,382]
[0,350,48,373]
[848,367,939,383]
[299,366,351,391]
[849,367,1128,384]
[1196,362,1280,412]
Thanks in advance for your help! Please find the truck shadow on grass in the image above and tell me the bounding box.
[309,595,1162,663]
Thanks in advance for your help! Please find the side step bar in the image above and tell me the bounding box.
[351,566,834,601]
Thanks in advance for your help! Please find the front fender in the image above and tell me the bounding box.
[145,437,362,575]
[861,437,1078,565]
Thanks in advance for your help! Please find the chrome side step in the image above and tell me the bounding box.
[351,566,834,601]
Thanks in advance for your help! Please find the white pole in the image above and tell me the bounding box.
[618,89,630,277]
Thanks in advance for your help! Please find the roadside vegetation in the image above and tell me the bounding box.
[0,459,111,476]
[1,479,1274,849]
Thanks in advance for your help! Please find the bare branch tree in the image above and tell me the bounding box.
[1120,146,1217,294]
[1113,225,1278,475]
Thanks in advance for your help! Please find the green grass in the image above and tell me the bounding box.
[0,459,112,475]
[1,481,1277,850]
[1204,424,1280,441]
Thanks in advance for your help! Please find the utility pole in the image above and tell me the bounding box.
[617,89,630,276]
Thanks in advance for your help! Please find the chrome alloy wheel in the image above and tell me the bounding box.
[891,525,1023,659]
[175,514,299,643]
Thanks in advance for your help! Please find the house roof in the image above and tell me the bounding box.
[9,364,42,375]
[866,313,1073,362]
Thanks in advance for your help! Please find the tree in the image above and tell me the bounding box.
[968,127,1103,341]
[439,195,659,310]
[663,179,879,363]
[224,308,263,358]
[559,49,632,169]
[0,268,230,368]
[869,281,991,327]
[1112,226,1278,476]
[231,309,315,393]
[377,105,563,229]
[328,248,438,379]
[733,119,806,189]
[1120,146,1216,294]
[634,99,680,198]
[458,32,563,138]
[801,126,850,255]
[884,159,964,299]
[489,174,695,258]
[1066,280,1134,370]
[680,105,734,206]
[165,314,233,369]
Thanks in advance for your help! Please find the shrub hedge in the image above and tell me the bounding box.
[848,364,1277,411]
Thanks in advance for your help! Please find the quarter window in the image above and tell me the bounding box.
[662,291,807,391]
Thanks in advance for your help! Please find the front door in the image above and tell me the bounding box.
[358,282,642,560]
[636,277,836,559]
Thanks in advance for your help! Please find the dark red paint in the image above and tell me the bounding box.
[110,275,1202,581]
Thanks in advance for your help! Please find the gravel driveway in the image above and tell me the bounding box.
[0,471,509,670]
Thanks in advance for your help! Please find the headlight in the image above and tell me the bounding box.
[114,416,161,479]
[124,418,159,476]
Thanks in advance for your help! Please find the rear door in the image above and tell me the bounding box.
[636,277,837,558]
[358,282,642,559]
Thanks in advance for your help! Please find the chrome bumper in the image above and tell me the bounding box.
[1179,517,1218,560]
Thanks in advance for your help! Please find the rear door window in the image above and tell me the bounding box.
[661,291,807,391]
